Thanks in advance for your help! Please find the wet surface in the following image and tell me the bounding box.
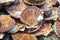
[0,0,60,40]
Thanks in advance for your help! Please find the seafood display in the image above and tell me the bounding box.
[0,0,60,40]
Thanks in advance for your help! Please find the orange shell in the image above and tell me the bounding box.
[0,15,15,33]
[34,23,53,36]
[12,33,37,40]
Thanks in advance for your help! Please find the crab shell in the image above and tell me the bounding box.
[12,33,37,40]
[0,15,15,33]
[20,6,41,28]
[6,2,27,18]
